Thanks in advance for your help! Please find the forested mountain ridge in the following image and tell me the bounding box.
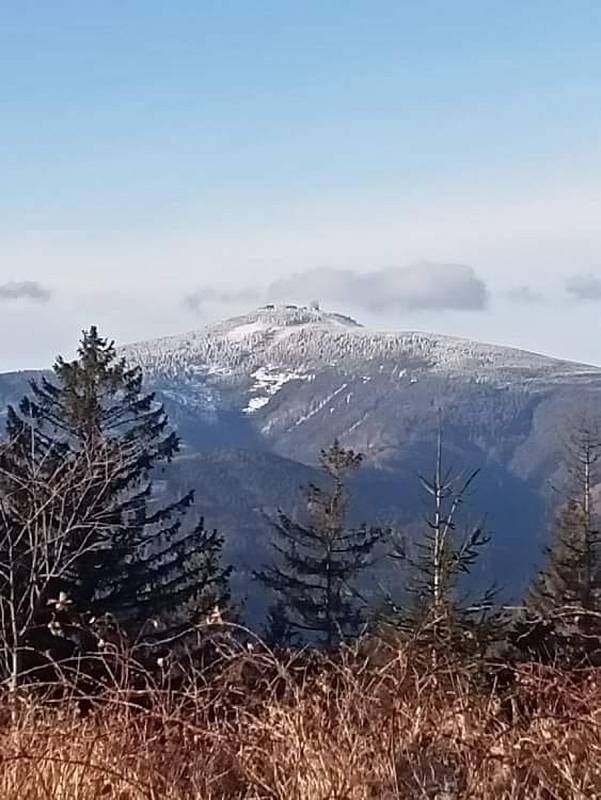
[2,304,601,607]
[120,304,600,461]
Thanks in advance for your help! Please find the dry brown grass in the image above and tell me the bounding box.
[1,640,601,799]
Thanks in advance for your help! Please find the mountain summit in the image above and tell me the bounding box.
[122,304,600,418]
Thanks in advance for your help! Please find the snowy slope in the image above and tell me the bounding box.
[121,304,601,423]
[124,304,598,382]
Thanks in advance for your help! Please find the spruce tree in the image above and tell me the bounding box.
[256,441,385,648]
[520,422,601,664]
[0,327,230,635]
[390,429,499,656]
[263,600,298,648]
[529,423,601,615]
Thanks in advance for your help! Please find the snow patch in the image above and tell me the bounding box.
[347,412,369,434]
[246,396,270,412]
[243,366,313,414]
[290,383,349,429]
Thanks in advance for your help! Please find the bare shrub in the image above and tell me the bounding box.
[0,635,600,799]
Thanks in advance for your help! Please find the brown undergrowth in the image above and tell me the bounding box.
[1,637,600,799]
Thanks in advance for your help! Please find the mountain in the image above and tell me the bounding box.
[3,304,601,614]
[122,304,601,467]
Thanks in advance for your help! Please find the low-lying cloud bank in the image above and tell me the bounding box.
[183,262,489,317]
[268,263,488,312]
[0,281,51,302]
[183,266,601,318]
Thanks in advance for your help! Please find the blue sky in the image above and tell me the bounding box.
[2,2,601,369]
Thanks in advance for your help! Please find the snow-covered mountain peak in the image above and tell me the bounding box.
[122,304,601,393]
[122,304,366,376]
[214,304,362,341]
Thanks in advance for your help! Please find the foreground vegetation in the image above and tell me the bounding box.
[1,634,600,799]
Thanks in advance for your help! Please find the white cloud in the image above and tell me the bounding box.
[0,281,51,302]
[267,263,488,313]
[507,286,544,304]
[565,273,601,302]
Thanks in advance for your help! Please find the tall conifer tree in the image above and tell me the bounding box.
[519,422,601,664]
[528,423,601,616]
[257,441,385,648]
[389,429,500,656]
[0,327,230,633]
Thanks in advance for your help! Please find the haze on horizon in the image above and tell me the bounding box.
[2,2,601,371]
